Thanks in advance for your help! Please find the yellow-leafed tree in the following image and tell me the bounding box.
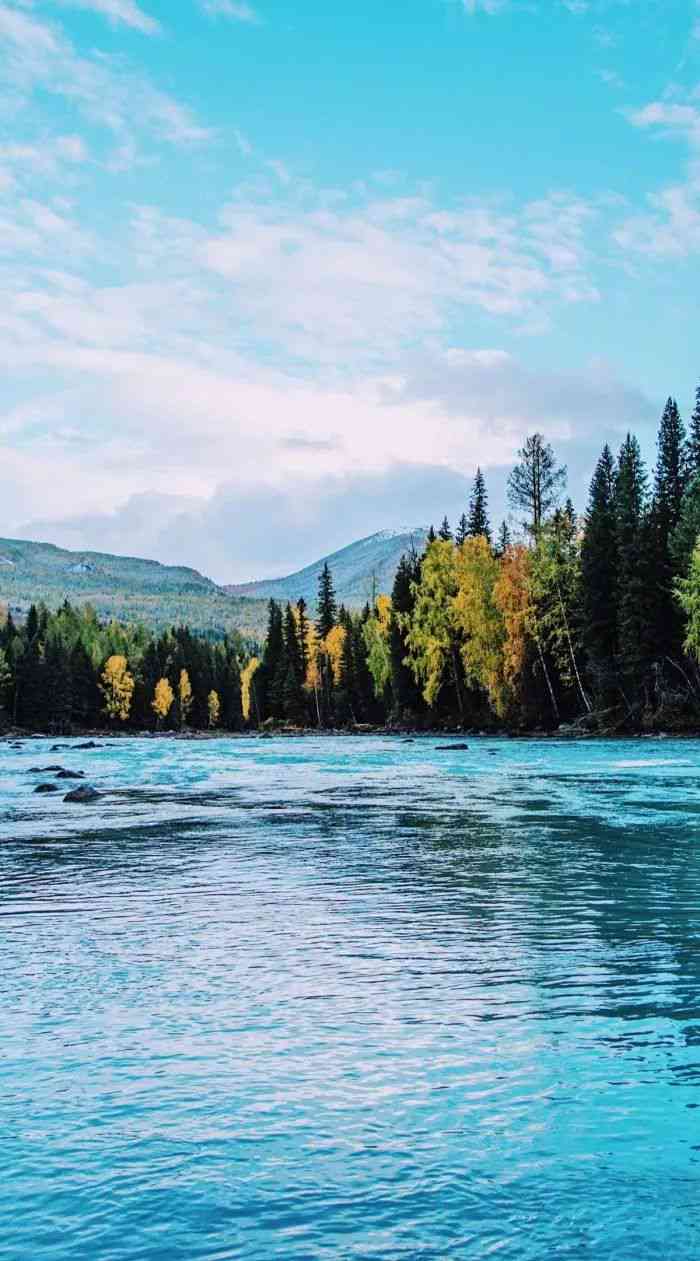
[404,540,462,712]
[323,624,346,685]
[178,669,193,729]
[241,657,260,723]
[493,545,534,709]
[152,677,174,726]
[208,689,221,729]
[453,536,506,715]
[100,654,135,723]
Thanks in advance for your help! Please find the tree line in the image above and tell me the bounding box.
[7,390,700,734]
[0,602,244,733]
[247,390,700,733]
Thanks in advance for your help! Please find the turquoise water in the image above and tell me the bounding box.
[2,734,700,1259]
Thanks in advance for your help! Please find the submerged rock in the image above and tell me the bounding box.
[64,785,101,803]
[28,765,65,773]
[435,742,470,751]
[75,741,102,750]
[55,769,85,780]
[35,783,59,794]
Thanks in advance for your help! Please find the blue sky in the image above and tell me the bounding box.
[2,0,700,580]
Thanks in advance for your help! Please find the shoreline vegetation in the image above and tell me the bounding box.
[6,403,700,740]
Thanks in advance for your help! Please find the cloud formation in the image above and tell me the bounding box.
[52,0,160,34]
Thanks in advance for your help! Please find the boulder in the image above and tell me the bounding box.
[435,742,470,751]
[75,741,102,750]
[35,783,59,794]
[55,770,85,780]
[64,785,101,803]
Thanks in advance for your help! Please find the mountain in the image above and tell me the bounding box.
[0,537,267,639]
[226,528,428,608]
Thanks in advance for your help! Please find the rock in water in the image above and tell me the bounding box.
[35,783,59,794]
[64,785,101,803]
[55,770,85,780]
[435,743,470,751]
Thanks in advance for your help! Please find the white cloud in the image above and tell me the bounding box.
[200,0,259,21]
[616,97,700,255]
[0,2,210,154]
[51,0,160,34]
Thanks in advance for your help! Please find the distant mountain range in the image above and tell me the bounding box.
[0,528,427,638]
[226,528,428,608]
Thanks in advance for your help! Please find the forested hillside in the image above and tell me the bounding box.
[0,537,267,638]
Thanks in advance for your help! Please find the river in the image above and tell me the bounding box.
[2,734,699,1258]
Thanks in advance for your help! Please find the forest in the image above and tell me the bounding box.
[6,390,700,735]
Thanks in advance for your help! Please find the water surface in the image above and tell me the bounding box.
[2,734,700,1259]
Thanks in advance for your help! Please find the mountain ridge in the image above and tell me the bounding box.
[0,527,428,636]
[226,527,428,608]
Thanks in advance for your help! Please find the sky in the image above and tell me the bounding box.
[2,0,700,582]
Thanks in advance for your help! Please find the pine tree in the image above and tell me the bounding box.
[218,644,243,731]
[581,444,618,694]
[282,603,305,722]
[615,434,651,690]
[654,397,687,532]
[316,563,337,640]
[389,552,422,720]
[438,516,453,542]
[258,600,285,720]
[456,513,469,546]
[494,521,512,558]
[335,613,357,723]
[426,525,437,545]
[671,474,700,577]
[467,467,492,542]
[296,598,310,681]
[687,385,700,479]
[43,638,72,734]
[507,433,567,536]
[650,397,688,658]
[15,634,45,730]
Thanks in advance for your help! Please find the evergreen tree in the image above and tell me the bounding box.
[654,397,687,532]
[494,521,512,558]
[615,434,651,690]
[581,444,618,693]
[70,641,100,728]
[687,385,700,479]
[467,467,491,542]
[352,615,378,722]
[282,603,306,722]
[296,598,310,681]
[507,433,567,535]
[389,552,422,720]
[15,635,45,730]
[258,600,285,719]
[43,637,73,733]
[671,474,700,577]
[316,563,337,640]
[426,525,437,545]
[455,513,469,546]
[217,643,243,731]
[335,613,357,723]
[650,397,688,658]
[438,516,453,542]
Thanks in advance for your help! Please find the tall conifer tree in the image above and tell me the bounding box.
[615,434,650,689]
[316,563,337,640]
[581,444,618,694]
[467,468,492,541]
